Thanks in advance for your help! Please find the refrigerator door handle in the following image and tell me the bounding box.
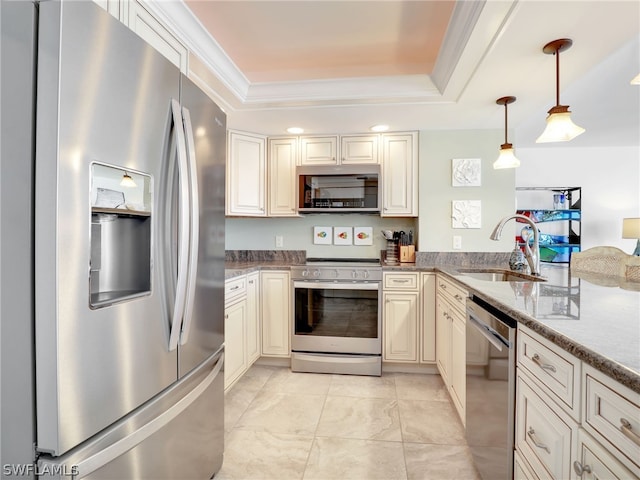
[38,352,224,478]
[178,106,199,345]
[168,99,190,351]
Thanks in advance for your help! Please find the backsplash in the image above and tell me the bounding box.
[415,251,512,267]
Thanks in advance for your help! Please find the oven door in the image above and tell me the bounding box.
[292,281,381,355]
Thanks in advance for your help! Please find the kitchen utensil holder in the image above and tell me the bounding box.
[386,239,399,265]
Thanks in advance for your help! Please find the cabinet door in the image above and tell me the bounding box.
[268,137,298,216]
[381,132,418,217]
[261,271,291,357]
[574,428,635,480]
[224,299,247,390]
[299,136,338,165]
[127,1,188,73]
[420,273,436,363]
[340,135,379,164]
[435,296,451,384]
[450,313,466,423]
[383,292,419,362]
[227,131,266,216]
[246,272,260,364]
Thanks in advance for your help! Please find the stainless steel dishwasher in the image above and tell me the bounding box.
[466,296,517,480]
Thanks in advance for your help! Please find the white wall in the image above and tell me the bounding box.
[418,129,517,252]
[516,145,640,252]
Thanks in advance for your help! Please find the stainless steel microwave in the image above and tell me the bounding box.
[297,164,381,213]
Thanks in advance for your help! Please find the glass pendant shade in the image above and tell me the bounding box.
[120,172,137,187]
[536,106,585,143]
[537,39,585,143]
[493,144,520,169]
[493,96,519,169]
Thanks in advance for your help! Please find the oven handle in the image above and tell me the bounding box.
[293,281,380,291]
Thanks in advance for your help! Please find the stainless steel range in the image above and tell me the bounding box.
[291,258,382,376]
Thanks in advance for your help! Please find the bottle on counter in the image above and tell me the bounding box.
[509,241,527,272]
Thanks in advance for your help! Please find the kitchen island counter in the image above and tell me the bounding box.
[440,263,640,393]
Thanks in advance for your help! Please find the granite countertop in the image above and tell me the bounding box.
[440,264,640,393]
[224,252,640,392]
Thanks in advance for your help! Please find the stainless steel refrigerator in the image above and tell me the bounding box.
[1,1,225,478]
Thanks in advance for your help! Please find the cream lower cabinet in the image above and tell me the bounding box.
[383,272,436,366]
[383,291,419,362]
[261,271,291,357]
[246,272,260,364]
[515,325,639,479]
[435,275,468,423]
[227,130,267,216]
[420,273,436,363]
[224,297,247,390]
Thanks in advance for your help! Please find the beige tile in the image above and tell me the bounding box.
[235,390,326,435]
[224,385,258,432]
[398,399,466,444]
[262,368,332,395]
[217,429,313,480]
[328,373,397,398]
[303,437,407,480]
[316,396,402,442]
[394,373,449,401]
[403,443,480,480]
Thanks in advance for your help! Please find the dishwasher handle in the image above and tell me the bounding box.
[467,310,510,351]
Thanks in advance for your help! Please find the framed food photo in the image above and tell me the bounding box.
[333,227,352,245]
[353,227,373,246]
[313,226,332,245]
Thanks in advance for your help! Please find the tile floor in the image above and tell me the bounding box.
[217,365,480,480]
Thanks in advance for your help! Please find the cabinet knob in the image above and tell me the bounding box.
[573,461,592,477]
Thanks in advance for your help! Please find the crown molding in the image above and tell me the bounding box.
[146,0,515,110]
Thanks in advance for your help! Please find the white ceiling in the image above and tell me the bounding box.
[151,1,640,147]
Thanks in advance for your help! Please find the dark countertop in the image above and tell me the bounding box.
[225,259,640,392]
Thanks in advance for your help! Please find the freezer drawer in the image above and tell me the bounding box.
[38,350,224,479]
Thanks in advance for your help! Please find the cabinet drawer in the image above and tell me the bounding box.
[225,275,247,305]
[575,428,635,480]
[583,365,640,476]
[518,327,580,420]
[514,450,539,480]
[383,272,419,290]
[516,372,576,480]
[436,275,467,313]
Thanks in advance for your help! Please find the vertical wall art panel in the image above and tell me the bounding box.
[452,158,481,187]
[452,200,482,228]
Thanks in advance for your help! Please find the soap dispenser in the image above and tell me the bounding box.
[509,242,527,272]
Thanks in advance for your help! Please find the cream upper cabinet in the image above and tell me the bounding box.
[261,271,291,357]
[299,136,338,165]
[381,132,418,217]
[127,1,188,73]
[227,131,267,216]
[92,0,123,19]
[340,135,379,164]
[420,273,436,363]
[268,137,298,217]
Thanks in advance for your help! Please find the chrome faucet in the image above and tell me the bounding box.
[490,214,541,276]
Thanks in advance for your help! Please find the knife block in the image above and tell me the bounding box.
[400,245,415,263]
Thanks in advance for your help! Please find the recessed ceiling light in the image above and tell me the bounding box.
[287,127,304,134]
[370,124,389,132]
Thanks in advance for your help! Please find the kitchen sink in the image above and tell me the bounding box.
[458,269,546,282]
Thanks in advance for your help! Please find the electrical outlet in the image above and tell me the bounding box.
[453,235,462,250]
[275,235,284,248]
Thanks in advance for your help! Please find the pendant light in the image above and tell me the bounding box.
[536,38,585,143]
[120,172,137,187]
[493,96,520,169]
